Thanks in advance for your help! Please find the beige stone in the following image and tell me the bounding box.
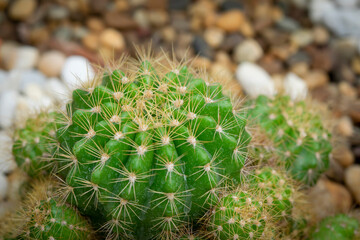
[204,28,225,48]
[345,165,360,204]
[82,33,99,51]
[99,29,126,51]
[216,10,245,32]
[9,0,36,20]
[304,70,329,89]
[37,51,66,78]
[309,179,353,220]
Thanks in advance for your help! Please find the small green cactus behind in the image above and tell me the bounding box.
[309,214,359,240]
[0,178,93,240]
[248,167,295,222]
[54,52,251,239]
[12,112,60,177]
[247,95,332,185]
[205,186,273,240]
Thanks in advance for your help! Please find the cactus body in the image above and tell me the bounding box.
[12,112,59,177]
[309,214,359,240]
[247,95,332,185]
[0,179,93,240]
[55,58,251,239]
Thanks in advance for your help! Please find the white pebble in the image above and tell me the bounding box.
[61,56,95,89]
[45,78,70,102]
[284,73,308,101]
[0,90,19,128]
[235,62,276,98]
[13,46,39,70]
[19,70,47,93]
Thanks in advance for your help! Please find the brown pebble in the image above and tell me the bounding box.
[332,145,355,167]
[313,26,330,45]
[82,33,99,51]
[9,0,37,20]
[105,12,138,29]
[351,56,360,75]
[216,10,245,32]
[99,29,126,51]
[86,17,105,32]
[339,82,357,99]
[336,116,354,137]
[304,70,329,89]
[37,51,66,78]
[345,165,360,204]
[309,179,353,220]
[204,28,225,48]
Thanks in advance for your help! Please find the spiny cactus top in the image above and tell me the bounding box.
[55,54,251,239]
[309,214,359,240]
[12,112,59,177]
[247,95,332,185]
[0,179,93,240]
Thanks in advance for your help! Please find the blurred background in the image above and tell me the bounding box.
[1,0,360,222]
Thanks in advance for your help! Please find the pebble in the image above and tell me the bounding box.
[336,116,354,137]
[333,145,355,167]
[18,70,47,92]
[309,179,353,220]
[161,26,176,43]
[203,28,225,48]
[233,39,263,63]
[313,26,330,45]
[304,70,329,89]
[48,5,69,20]
[105,12,138,30]
[220,0,244,11]
[0,132,16,174]
[99,29,126,51]
[148,10,169,27]
[61,56,95,89]
[290,29,314,48]
[216,10,245,32]
[86,17,105,32]
[0,90,18,128]
[13,46,39,70]
[275,17,300,32]
[45,78,69,102]
[220,33,243,52]
[290,62,309,78]
[339,82,357,99]
[352,56,360,75]
[345,165,360,204]
[82,33,99,51]
[169,0,189,10]
[192,36,214,60]
[335,0,358,8]
[235,62,276,98]
[9,0,36,20]
[284,72,308,101]
[0,173,8,200]
[37,51,66,77]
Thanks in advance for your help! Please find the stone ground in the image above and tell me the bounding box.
[0,0,360,225]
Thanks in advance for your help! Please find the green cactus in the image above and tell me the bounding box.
[12,112,60,177]
[0,179,93,240]
[309,214,359,240]
[53,55,251,239]
[205,186,273,240]
[247,95,332,185]
[248,167,295,222]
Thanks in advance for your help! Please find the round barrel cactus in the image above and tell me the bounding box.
[12,112,60,177]
[247,95,332,185]
[309,214,359,240]
[0,179,93,240]
[55,56,251,239]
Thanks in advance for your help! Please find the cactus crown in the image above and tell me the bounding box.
[247,95,332,185]
[53,50,251,239]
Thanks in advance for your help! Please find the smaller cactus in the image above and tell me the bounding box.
[248,167,295,222]
[12,112,59,177]
[0,178,93,240]
[247,95,332,185]
[309,214,359,240]
[205,186,274,240]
